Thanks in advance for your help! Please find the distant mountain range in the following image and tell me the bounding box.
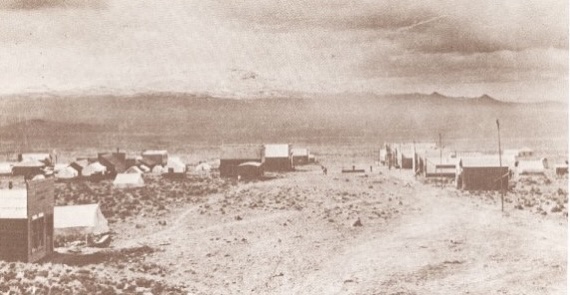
[0,91,566,153]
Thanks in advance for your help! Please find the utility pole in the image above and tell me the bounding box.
[497,119,504,212]
[439,133,442,165]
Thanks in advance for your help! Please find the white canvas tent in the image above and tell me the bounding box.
[54,204,109,236]
[139,164,151,173]
[56,166,79,179]
[517,159,547,176]
[151,165,165,174]
[0,162,13,175]
[82,162,107,177]
[165,157,186,174]
[54,164,68,172]
[113,173,145,188]
[125,166,143,174]
[195,162,212,172]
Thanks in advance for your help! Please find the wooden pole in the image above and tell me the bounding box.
[439,133,442,165]
[497,119,504,212]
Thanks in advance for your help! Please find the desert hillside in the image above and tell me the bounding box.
[0,93,566,155]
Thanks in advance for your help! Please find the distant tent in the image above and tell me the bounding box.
[165,157,186,174]
[139,165,151,173]
[517,159,547,176]
[56,166,79,179]
[113,173,145,188]
[53,164,68,173]
[151,165,165,175]
[82,162,107,177]
[54,204,109,236]
[195,163,212,172]
[32,174,45,181]
[125,166,143,174]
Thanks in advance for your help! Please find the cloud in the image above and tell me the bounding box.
[0,0,566,102]
[212,0,568,53]
[0,0,106,9]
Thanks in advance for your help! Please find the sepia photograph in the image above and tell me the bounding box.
[0,0,568,294]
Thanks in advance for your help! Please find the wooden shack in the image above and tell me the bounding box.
[458,157,509,191]
[263,144,293,172]
[0,178,55,262]
[220,145,264,178]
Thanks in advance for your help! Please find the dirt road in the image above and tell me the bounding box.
[119,165,566,294]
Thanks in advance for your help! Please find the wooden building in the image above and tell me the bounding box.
[220,145,264,178]
[0,178,55,262]
[457,157,509,191]
[237,162,264,179]
[263,144,293,172]
[98,152,127,176]
[141,150,168,167]
[12,161,45,178]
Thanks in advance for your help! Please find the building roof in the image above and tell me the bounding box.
[460,156,508,168]
[20,153,51,161]
[142,150,168,156]
[221,145,263,160]
[291,148,309,157]
[264,144,290,158]
[13,160,45,168]
[0,189,28,219]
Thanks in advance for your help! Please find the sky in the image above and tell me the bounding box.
[0,0,567,102]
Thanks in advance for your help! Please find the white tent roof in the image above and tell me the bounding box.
[82,162,107,176]
[0,162,13,174]
[0,189,27,219]
[151,165,165,174]
[125,166,143,174]
[518,160,546,174]
[264,144,290,158]
[113,173,145,188]
[56,166,79,179]
[195,163,212,171]
[54,164,68,172]
[166,157,186,169]
[54,204,109,235]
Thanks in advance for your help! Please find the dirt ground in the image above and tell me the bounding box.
[107,163,566,295]
[1,157,566,294]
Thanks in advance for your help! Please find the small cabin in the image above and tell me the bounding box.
[0,178,55,262]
